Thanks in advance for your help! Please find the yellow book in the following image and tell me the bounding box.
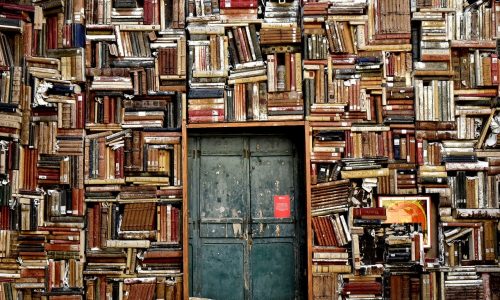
[341,168,390,179]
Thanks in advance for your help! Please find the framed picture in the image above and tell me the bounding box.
[378,195,432,248]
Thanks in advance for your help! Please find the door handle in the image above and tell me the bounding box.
[242,149,250,158]
[247,234,253,252]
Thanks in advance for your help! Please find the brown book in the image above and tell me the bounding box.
[353,207,387,220]
[122,203,156,231]
[237,27,250,63]
[143,249,182,259]
[94,204,101,249]
[483,56,493,86]
[313,273,336,298]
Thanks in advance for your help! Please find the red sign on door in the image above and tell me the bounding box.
[274,195,291,218]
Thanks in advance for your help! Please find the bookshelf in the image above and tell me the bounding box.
[0,0,500,299]
[186,0,304,124]
[0,0,189,299]
[303,0,499,299]
[82,0,187,298]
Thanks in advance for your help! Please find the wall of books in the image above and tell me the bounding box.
[0,0,186,299]
[0,0,499,299]
[305,0,500,299]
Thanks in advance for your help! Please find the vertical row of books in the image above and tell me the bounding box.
[413,0,500,299]
[0,2,29,299]
[186,0,304,123]
[308,0,500,299]
[83,0,185,299]
[0,0,87,299]
[305,0,419,298]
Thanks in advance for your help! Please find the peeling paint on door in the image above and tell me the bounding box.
[189,135,303,300]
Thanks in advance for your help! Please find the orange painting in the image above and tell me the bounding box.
[379,196,431,248]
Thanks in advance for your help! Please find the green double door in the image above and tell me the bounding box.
[188,134,305,300]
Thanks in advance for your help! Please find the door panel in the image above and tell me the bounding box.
[200,242,246,300]
[200,136,244,155]
[251,242,296,300]
[250,155,295,239]
[199,155,246,238]
[250,136,293,155]
[249,142,296,298]
[189,134,303,299]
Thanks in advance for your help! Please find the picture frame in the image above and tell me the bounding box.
[378,195,432,248]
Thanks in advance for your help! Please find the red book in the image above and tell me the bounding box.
[114,147,121,179]
[1,204,9,230]
[173,206,179,242]
[49,239,79,245]
[156,188,182,197]
[45,243,80,252]
[491,53,498,85]
[0,3,35,12]
[119,146,125,178]
[143,249,182,259]
[99,276,106,299]
[159,205,166,242]
[54,260,60,288]
[473,227,480,260]
[71,188,81,216]
[416,138,424,165]
[188,109,225,117]
[94,204,101,248]
[76,93,84,128]
[237,27,251,62]
[353,207,387,220]
[78,188,85,216]
[188,115,225,123]
[48,259,54,289]
[40,226,81,232]
[103,96,110,124]
[219,0,258,8]
[20,268,45,278]
[97,137,106,179]
[144,0,152,24]
[290,53,296,91]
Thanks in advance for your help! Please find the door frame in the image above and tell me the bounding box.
[186,128,307,299]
